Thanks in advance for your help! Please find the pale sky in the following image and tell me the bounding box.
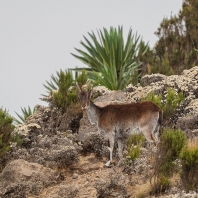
[0,0,183,117]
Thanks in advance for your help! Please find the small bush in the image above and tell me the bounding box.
[160,128,187,163]
[50,69,88,113]
[150,128,186,195]
[156,128,186,176]
[163,88,184,119]
[127,133,145,146]
[144,91,162,109]
[180,144,198,192]
[75,69,88,87]
[0,108,14,158]
[144,87,184,119]
[52,70,76,113]
[125,134,145,162]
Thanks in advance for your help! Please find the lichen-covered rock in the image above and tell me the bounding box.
[175,99,198,137]
[81,132,109,158]
[25,104,82,136]
[182,66,198,80]
[0,159,58,197]
[94,90,126,105]
[141,73,166,86]
[92,85,110,96]
[94,169,128,197]
[6,103,83,169]
[25,105,56,135]
[13,123,41,137]
[10,132,81,168]
[161,190,198,198]
[49,145,79,166]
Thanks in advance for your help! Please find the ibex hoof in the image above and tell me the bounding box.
[104,161,112,168]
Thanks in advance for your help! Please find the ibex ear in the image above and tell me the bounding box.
[76,82,82,92]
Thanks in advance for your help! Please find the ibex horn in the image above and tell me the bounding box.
[86,80,91,91]
[76,82,82,92]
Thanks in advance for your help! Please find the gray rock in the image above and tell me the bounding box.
[141,73,166,86]
[0,159,57,197]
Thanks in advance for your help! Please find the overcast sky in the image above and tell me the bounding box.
[0,0,183,117]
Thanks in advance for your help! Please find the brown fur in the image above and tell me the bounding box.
[99,101,161,122]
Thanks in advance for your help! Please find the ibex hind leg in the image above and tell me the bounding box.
[153,123,160,143]
[141,118,159,143]
[141,126,156,143]
[117,138,123,160]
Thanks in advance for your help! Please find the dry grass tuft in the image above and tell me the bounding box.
[187,137,198,150]
[127,181,151,198]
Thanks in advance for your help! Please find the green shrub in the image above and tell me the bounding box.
[0,108,14,158]
[53,70,76,113]
[180,146,198,192]
[75,69,88,87]
[156,128,186,176]
[52,69,88,113]
[125,134,145,163]
[160,128,187,163]
[151,128,186,194]
[144,90,162,108]
[144,88,184,119]
[163,88,184,119]
[127,133,145,146]
[43,68,88,97]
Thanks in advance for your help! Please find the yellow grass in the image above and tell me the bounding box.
[187,137,198,150]
[127,173,180,198]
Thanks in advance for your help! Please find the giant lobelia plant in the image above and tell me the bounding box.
[71,26,148,90]
[14,106,35,124]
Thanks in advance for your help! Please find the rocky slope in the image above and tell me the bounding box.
[1,67,198,197]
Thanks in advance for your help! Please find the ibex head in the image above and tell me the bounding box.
[76,81,92,110]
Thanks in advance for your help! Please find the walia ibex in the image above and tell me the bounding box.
[76,81,163,167]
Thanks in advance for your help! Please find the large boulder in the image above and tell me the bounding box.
[0,159,59,197]
[10,131,81,168]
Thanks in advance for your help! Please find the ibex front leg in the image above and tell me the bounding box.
[105,135,115,167]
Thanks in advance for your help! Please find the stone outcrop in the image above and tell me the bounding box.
[0,159,58,197]
[24,104,82,135]
[10,130,81,168]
